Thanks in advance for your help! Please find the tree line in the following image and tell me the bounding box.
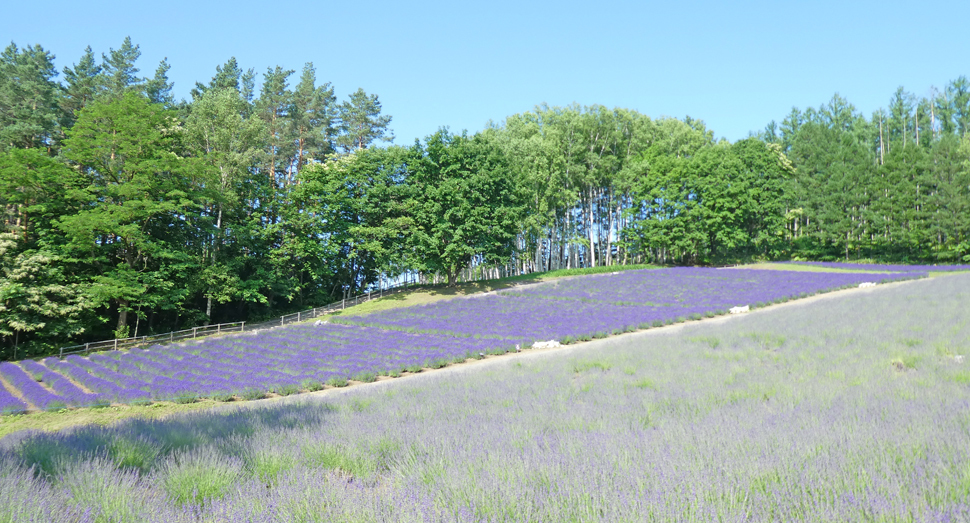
[1,38,968,359]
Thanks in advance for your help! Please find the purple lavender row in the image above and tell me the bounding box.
[44,357,149,403]
[786,261,970,273]
[513,267,915,305]
[86,353,154,389]
[0,378,28,414]
[18,360,104,407]
[0,362,69,411]
[344,268,920,342]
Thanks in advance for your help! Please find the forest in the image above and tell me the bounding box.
[1,38,969,358]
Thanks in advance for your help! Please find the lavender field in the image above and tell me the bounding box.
[0,267,923,412]
[1,272,968,521]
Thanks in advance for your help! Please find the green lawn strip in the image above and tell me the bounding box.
[737,262,968,278]
[333,264,659,317]
[0,401,224,440]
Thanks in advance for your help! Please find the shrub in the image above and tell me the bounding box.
[210,392,234,402]
[240,388,267,400]
[326,376,349,387]
[277,383,301,396]
[352,372,377,383]
[172,392,197,405]
[301,379,324,392]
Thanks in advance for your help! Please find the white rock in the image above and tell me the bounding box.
[611,271,620,275]
[954,355,964,363]
[858,282,877,288]
[531,340,562,349]
[729,305,750,314]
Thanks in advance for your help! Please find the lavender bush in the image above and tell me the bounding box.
[0,273,967,521]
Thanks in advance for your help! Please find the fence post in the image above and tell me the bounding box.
[217,324,221,334]
[59,347,64,359]
[86,343,91,355]
[242,322,245,332]
[298,311,301,322]
[170,332,174,342]
[281,316,284,326]
[342,298,345,309]
[193,327,198,339]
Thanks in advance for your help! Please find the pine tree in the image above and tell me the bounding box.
[101,36,143,98]
[0,43,61,151]
[144,58,174,106]
[337,88,393,151]
[61,46,104,126]
[289,63,337,173]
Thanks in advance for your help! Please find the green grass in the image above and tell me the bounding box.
[0,401,222,440]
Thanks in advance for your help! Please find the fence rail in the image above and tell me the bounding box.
[54,281,408,359]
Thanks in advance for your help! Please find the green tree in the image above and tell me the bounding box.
[60,92,199,338]
[0,43,61,151]
[184,87,264,322]
[61,46,104,130]
[145,58,175,106]
[289,63,337,170]
[337,88,393,151]
[407,129,524,286]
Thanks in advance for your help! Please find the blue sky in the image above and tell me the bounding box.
[3,0,968,145]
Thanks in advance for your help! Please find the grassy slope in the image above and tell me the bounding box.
[3,273,968,520]
[1,261,950,438]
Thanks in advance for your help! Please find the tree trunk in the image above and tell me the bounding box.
[447,264,458,287]
[587,187,596,267]
[116,299,129,335]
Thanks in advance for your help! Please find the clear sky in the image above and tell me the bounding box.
[3,0,968,145]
